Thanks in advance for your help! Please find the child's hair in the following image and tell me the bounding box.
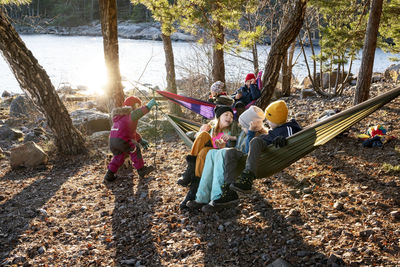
[212,105,233,138]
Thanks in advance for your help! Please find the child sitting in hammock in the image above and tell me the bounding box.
[231,73,261,107]
[104,96,158,182]
[185,106,267,212]
[178,105,237,210]
[207,81,234,106]
[225,100,302,196]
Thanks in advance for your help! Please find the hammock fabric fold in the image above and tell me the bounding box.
[157,90,216,119]
[165,86,400,179]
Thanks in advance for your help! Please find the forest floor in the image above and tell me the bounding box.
[1,82,400,266]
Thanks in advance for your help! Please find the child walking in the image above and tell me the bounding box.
[104,96,158,182]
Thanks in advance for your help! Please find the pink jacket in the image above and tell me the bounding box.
[110,106,149,143]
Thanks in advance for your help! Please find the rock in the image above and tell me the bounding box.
[300,89,316,99]
[390,210,400,221]
[371,73,384,83]
[266,258,293,267]
[327,254,345,265]
[301,71,352,89]
[90,130,110,142]
[1,90,11,98]
[384,64,400,82]
[9,95,38,118]
[333,201,344,210]
[70,109,110,135]
[316,109,336,122]
[120,258,136,265]
[0,125,23,140]
[10,141,48,168]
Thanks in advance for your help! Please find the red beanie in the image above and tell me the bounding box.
[245,73,256,82]
[123,96,142,107]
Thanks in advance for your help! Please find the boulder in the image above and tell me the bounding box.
[301,71,351,89]
[10,141,48,168]
[70,109,110,135]
[0,125,23,140]
[300,89,316,99]
[9,95,39,118]
[89,130,110,145]
[384,64,400,82]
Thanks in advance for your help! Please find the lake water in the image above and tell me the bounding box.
[0,34,397,95]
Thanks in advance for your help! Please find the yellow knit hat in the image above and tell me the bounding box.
[265,100,288,125]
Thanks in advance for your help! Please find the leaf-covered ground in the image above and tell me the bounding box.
[1,83,399,266]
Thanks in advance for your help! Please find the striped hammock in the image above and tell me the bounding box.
[165,86,400,179]
[157,71,263,119]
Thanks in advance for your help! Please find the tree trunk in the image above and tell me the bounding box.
[354,0,383,105]
[212,20,225,84]
[98,0,124,111]
[0,9,87,155]
[161,33,181,115]
[257,0,307,109]
[252,43,259,74]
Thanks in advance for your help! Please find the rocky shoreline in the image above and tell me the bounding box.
[15,20,196,42]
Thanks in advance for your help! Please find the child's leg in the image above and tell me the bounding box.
[224,148,245,184]
[195,149,217,204]
[108,153,127,173]
[195,146,213,177]
[129,147,144,170]
[210,149,228,201]
[190,131,212,156]
[245,137,269,175]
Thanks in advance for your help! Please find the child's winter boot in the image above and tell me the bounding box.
[230,169,256,194]
[104,169,117,182]
[177,155,197,186]
[179,176,200,210]
[137,165,155,178]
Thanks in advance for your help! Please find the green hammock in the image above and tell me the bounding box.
[166,87,400,179]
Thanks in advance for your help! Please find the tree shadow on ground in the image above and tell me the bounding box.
[107,166,161,266]
[182,182,329,266]
[312,136,400,202]
[0,156,86,264]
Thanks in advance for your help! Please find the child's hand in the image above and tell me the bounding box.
[199,124,211,132]
[221,134,230,143]
[140,139,149,150]
[249,120,263,132]
[146,98,159,110]
[215,138,226,148]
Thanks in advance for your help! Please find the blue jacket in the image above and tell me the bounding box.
[261,119,302,144]
[231,84,261,106]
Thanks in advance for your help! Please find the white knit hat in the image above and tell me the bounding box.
[238,105,264,130]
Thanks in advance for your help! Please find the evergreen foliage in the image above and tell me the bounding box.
[380,0,400,58]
